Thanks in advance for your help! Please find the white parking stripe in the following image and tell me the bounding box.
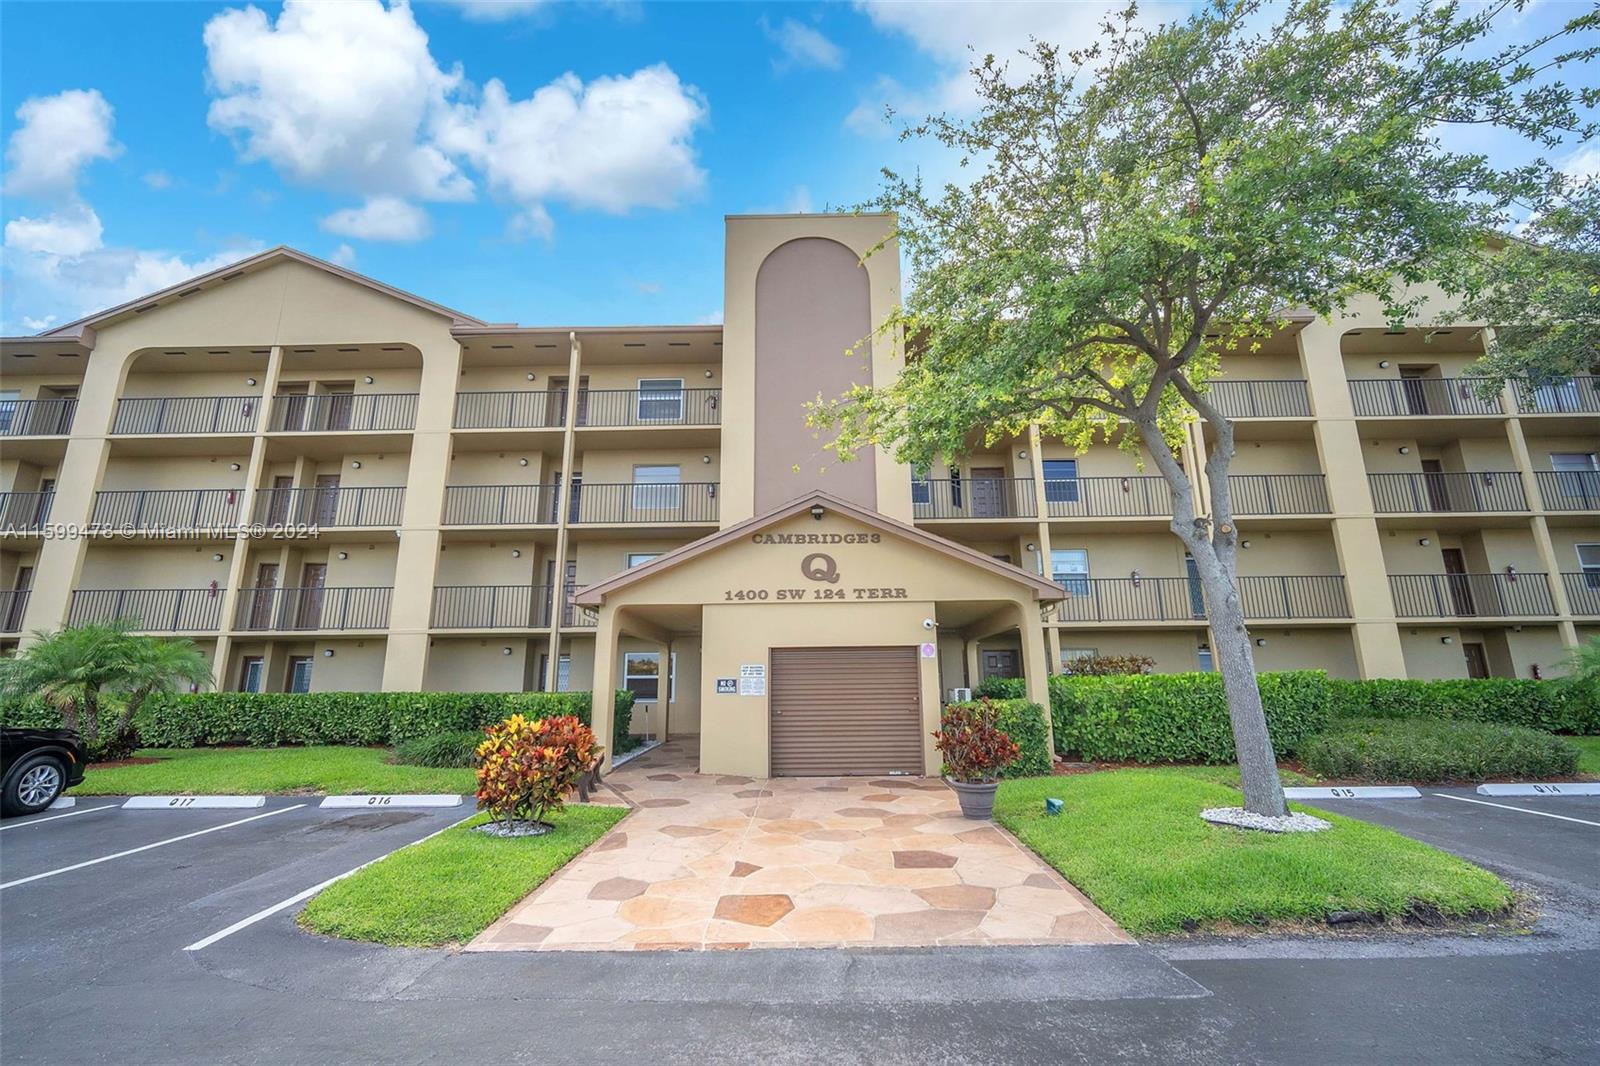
[0,804,117,831]
[184,810,478,951]
[1432,793,1600,827]
[0,805,305,889]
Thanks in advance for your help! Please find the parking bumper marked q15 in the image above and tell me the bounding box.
[0,805,306,890]
[0,804,118,832]
[1476,783,1600,798]
[122,796,267,810]
[1432,793,1600,828]
[1285,786,1421,800]
[318,794,464,809]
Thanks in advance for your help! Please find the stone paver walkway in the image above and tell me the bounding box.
[471,741,1129,951]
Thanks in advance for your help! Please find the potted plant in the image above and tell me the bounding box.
[934,699,1021,819]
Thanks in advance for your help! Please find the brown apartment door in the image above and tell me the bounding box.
[312,475,341,526]
[265,476,293,525]
[248,563,279,629]
[969,467,1009,517]
[1462,642,1490,679]
[1400,368,1431,415]
[296,563,327,629]
[5,567,32,631]
[1441,548,1476,616]
[546,376,589,427]
[33,479,55,525]
[276,386,308,431]
[982,649,1020,680]
[324,388,354,431]
[770,646,923,776]
[1422,460,1452,512]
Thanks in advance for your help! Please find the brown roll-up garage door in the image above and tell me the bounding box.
[769,646,923,777]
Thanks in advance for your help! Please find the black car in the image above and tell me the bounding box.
[1,727,88,817]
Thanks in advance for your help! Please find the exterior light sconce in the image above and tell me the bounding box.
[1018,450,1029,460]
[1418,537,1431,546]
[1531,664,1542,680]
[701,455,712,464]
[1025,542,1037,553]
[526,372,536,381]
[337,551,349,560]
[1440,636,1454,645]
[1398,446,1410,455]
[363,376,374,384]
[230,463,241,471]
[323,648,336,657]
[1130,569,1142,587]
[1255,638,1267,647]
[809,504,826,521]
[1378,360,1391,369]
[704,369,714,379]
[1504,565,1517,582]
[518,458,529,467]
[502,647,513,656]
[1241,539,1252,549]
[351,461,362,469]
[511,549,521,558]
[246,377,258,386]
[211,553,224,562]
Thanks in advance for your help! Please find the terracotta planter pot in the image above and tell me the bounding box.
[945,776,999,819]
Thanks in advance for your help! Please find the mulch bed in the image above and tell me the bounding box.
[89,756,161,768]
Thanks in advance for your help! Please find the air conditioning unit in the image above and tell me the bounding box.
[949,687,973,703]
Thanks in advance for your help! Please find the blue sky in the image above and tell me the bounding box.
[2,0,1594,334]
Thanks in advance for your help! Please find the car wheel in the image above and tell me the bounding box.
[2,755,65,817]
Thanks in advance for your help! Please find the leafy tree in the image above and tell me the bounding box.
[811,0,1596,815]
[0,621,211,760]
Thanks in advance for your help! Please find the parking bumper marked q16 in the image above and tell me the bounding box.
[318,794,464,809]
[1476,783,1600,798]
[1284,786,1421,800]
[122,796,267,810]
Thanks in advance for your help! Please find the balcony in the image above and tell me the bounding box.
[1513,376,1600,415]
[1,589,29,633]
[577,388,721,428]
[569,482,719,525]
[1055,575,1350,623]
[1040,476,1168,519]
[442,484,560,526]
[234,586,393,631]
[0,491,54,533]
[68,588,222,632]
[914,478,1038,520]
[0,397,76,436]
[1369,471,1528,514]
[1535,471,1600,512]
[1389,572,1556,619]
[91,489,241,532]
[269,393,417,432]
[1206,380,1312,419]
[252,486,406,528]
[1348,377,1501,418]
[113,396,260,435]
[432,585,555,628]
[454,391,563,430]
[1227,474,1330,515]
[1562,573,1600,617]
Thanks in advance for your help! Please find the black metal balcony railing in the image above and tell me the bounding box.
[1348,377,1502,417]
[0,491,54,532]
[1562,573,1600,616]
[1055,575,1350,622]
[562,585,597,628]
[68,588,222,631]
[113,395,260,435]
[442,484,561,525]
[1,590,30,632]
[233,586,393,631]
[1040,476,1171,519]
[1368,471,1528,513]
[454,391,562,430]
[0,398,76,436]
[1513,376,1600,415]
[90,489,241,530]
[569,482,720,524]
[431,585,556,629]
[1389,572,1556,618]
[1205,380,1312,419]
[269,393,418,432]
[1227,474,1331,515]
[914,478,1038,519]
[252,486,405,527]
[1535,470,1600,512]
[578,388,722,428]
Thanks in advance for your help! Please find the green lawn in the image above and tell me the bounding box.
[995,770,1512,935]
[1569,736,1600,778]
[1163,763,1320,788]
[299,806,627,946]
[77,747,476,796]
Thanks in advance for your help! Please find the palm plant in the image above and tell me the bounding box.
[0,620,212,760]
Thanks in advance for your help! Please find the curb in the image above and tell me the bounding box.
[122,796,267,810]
[1285,786,1420,800]
[1476,782,1600,798]
[318,794,464,809]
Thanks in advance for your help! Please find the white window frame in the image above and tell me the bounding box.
[636,378,684,422]
[1060,647,1098,668]
[240,657,264,693]
[626,552,661,568]
[1051,548,1090,595]
[287,656,313,693]
[632,465,682,510]
[0,389,19,434]
[623,651,676,702]
[1196,644,1214,672]
[1531,377,1582,413]
[1579,544,1600,589]
[556,654,571,692]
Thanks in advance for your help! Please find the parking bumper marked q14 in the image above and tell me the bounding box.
[1432,793,1600,828]
[318,794,464,809]
[122,795,267,810]
[1476,782,1600,798]
[0,805,306,890]
[0,804,118,832]
[183,810,479,952]
[1285,786,1421,800]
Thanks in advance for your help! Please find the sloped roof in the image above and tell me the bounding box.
[573,490,1065,607]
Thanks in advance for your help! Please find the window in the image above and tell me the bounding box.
[1197,644,1214,671]
[623,651,676,702]
[287,656,313,693]
[1042,459,1080,503]
[1060,647,1097,671]
[557,654,571,692]
[1580,544,1600,589]
[1051,549,1090,595]
[0,390,18,434]
[1530,377,1582,413]
[1550,453,1599,500]
[910,475,931,506]
[239,657,264,693]
[627,552,661,568]
[632,465,681,510]
[949,469,963,508]
[637,378,684,422]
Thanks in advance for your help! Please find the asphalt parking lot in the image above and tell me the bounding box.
[1,788,1596,1064]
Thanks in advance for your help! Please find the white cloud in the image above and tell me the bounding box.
[22,315,56,331]
[320,196,432,241]
[761,16,844,71]
[1560,146,1600,182]
[329,242,358,267]
[4,202,105,257]
[143,170,173,190]
[436,65,708,218]
[4,88,121,199]
[435,0,550,21]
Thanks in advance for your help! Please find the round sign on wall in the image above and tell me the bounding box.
[919,642,937,658]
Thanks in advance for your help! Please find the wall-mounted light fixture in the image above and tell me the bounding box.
[809,504,826,521]
[526,372,536,381]
[502,647,513,656]
[704,369,715,379]
[337,551,349,560]
[1017,450,1029,460]
[1241,539,1252,549]
[351,460,362,469]
[1505,565,1518,582]
[518,458,529,467]
[1025,542,1037,553]
[211,553,224,562]
[1398,446,1410,455]
[363,376,374,384]
[1441,636,1454,645]
[702,455,712,464]
[246,377,258,386]
[1130,569,1142,587]
[511,549,521,558]
[1378,360,1391,369]
[1255,638,1267,647]
[230,463,241,471]
[1418,537,1431,547]
[323,648,336,657]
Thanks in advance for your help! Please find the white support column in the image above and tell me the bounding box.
[545,331,582,690]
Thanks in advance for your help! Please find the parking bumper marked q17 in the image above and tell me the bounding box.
[318,794,463,809]
[1285,786,1421,800]
[122,796,267,810]
[0,805,306,890]
[1476,783,1600,798]
[0,804,117,832]
[1432,793,1600,828]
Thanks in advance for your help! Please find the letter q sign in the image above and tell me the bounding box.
[801,553,840,584]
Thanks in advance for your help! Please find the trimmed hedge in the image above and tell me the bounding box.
[947,698,1052,778]
[1326,677,1599,734]
[1048,670,1331,763]
[973,676,1027,699]
[1300,717,1579,783]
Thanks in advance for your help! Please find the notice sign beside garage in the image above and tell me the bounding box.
[739,664,767,696]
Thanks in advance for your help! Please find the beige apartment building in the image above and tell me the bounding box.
[1,213,1596,776]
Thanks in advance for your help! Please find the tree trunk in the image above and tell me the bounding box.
[81,687,100,746]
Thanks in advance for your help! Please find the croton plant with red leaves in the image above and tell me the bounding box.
[934,699,1021,783]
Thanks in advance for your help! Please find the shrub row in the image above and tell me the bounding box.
[972,676,1027,699]
[1299,717,1579,783]
[946,698,1052,778]
[392,729,483,768]
[1326,677,1599,735]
